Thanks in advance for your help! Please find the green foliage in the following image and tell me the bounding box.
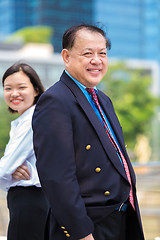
[99,62,159,149]
[0,99,18,158]
[6,25,53,44]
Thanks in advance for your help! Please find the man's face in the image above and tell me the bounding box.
[62,29,108,88]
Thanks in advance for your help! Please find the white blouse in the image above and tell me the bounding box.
[0,105,41,192]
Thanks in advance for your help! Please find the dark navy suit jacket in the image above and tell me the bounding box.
[32,71,144,240]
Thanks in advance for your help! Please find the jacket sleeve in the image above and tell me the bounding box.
[32,91,94,239]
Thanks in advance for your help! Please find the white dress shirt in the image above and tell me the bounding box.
[0,105,41,191]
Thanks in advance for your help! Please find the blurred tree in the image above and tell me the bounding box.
[0,99,18,158]
[99,62,159,153]
[5,25,53,44]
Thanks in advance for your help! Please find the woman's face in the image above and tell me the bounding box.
[3,71,38,115]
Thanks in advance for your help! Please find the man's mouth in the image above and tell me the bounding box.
[88,69,101,72]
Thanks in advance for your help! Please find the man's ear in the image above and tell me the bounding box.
[61,49,70,65]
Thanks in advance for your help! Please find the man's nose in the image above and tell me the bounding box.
[90,54,102,64]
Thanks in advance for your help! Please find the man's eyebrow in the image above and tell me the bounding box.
[82,47,107,51]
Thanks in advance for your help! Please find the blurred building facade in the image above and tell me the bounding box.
[38,0,93,52]
[13,0,40,30]
[0,0,40,41]
[0,0,13,41]
[94,0,160,62]
[0,0,93,52]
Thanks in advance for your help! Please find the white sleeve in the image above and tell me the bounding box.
[0,119,33,190]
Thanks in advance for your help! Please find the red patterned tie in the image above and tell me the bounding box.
[86,88,135,210]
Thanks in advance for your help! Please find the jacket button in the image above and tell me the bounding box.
[104,191,110,196]
[86,145,91,150]
[64,231,68,234]
[66,233,70,237]
[61,226,65,229]
[95,167,101,173]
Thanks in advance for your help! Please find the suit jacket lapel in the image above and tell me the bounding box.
[97,91,124,146]
[60,72,132,183]
[97,91,136,184]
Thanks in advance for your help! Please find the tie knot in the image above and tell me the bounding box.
[86,87,96,97]
[86,88,98,104]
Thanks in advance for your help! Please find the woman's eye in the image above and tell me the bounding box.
[4,87,11,91]
[19,87,26,89]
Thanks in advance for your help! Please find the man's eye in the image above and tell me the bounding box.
[100,52,107,56]
[83,52,92,56]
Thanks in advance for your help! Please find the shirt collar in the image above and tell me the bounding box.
[65,70,97,93]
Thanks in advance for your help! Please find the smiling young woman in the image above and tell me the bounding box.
[0,63,49,240]
[3,71,38,115]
